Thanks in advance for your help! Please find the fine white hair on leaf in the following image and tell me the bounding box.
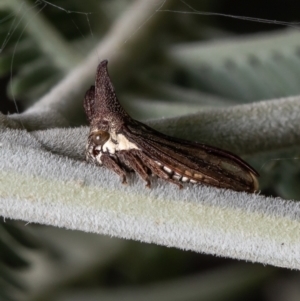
[1,128,300,270]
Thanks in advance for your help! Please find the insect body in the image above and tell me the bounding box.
[84,60,259,192]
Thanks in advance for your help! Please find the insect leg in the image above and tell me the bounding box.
[101,153,128,184]
[117,150,151,188]
[134,151,183,189]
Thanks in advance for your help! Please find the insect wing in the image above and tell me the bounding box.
[123,121,259,192]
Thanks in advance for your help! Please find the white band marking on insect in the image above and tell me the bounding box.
[173,174,182,180]
[97,152,103,164]
[163,166,173,174]
[181,176,189,182]
[102,134,140,154]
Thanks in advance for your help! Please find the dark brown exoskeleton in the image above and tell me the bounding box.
[84,60,259,192]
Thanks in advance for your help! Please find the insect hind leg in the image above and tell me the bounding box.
[134,151,183,189]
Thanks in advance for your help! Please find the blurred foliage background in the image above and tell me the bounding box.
[1,0,300,300]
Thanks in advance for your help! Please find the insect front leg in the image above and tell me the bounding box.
[101,153,128,184]
[117,150,151,188]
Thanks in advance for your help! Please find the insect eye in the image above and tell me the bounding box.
[91,131,110,145]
